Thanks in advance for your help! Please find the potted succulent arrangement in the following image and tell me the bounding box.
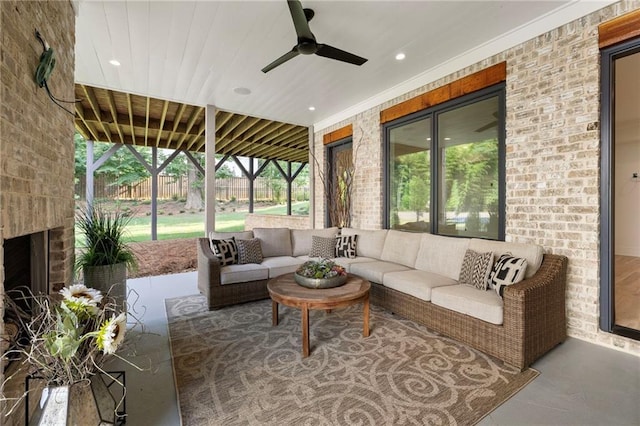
[75,203,137,309]
[294,259,348,289]
[1,284,132,424]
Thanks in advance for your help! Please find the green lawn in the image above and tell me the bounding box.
[75,201,309,247]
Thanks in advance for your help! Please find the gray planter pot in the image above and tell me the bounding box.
[29,374,118,425]
[83,263,127,310]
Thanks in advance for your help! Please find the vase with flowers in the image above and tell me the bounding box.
[1,283,137,424]
[294,259,348,289]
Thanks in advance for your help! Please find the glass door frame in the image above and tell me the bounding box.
[325,137,352,228]
[599,37,640,340]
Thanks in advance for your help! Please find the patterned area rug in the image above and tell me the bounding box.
[166,295,538,426]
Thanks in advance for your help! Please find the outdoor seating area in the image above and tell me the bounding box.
[3,1,640,425]
[198,227,567,369]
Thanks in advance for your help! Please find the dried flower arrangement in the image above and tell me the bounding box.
[0,283,140,416]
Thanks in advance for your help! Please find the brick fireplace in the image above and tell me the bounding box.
[0,0,76,419]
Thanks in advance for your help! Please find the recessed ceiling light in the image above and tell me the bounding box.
[308,106,316,111]
[444,137,451,141]
[233,87,251,95]
[395,53,406,61]
[109,59,121,66]
[426,137,431,141]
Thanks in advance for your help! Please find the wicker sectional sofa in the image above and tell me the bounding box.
[197,227,568,369]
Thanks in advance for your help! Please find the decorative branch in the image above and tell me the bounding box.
[311,134,361,228]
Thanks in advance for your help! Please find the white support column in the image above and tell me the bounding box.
[308,126,314,228]
[151,147,158,240]
[205,105,216,234]
[86,140,94,208]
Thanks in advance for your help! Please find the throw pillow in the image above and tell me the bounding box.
[335,234,357,258]
[237,238,263,264]
[209,237,238,266]
[458,249,494,290]
[489,253,528,297]
[309,235,336,258]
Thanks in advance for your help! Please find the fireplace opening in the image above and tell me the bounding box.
[2,231,50,370]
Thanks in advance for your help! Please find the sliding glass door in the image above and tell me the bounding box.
[384,86,504,240]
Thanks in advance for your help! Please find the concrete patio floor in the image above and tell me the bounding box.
[112,271,640,425]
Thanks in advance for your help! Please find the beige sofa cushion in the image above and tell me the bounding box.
[291,227,340,256]
[341,228,388,259]
[431,285,504,325]
[332,257,378,273]
[414,234,471,280]
[469,239,543,278]
[383,270,457,301]
[350,260,410,284]
[253,228,292,257]
[380,230,423,267]
[261,256,303,278]
[220,263,269,285]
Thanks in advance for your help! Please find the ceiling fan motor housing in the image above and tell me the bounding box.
[297,39,317,55]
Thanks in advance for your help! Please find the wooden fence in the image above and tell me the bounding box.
[75,175,309,201]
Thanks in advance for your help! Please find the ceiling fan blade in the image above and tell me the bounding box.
[316,44,367,66]
[261,47,300,73]
[288,0,314,41]
[474,120,498,133]
[474,112,500,132]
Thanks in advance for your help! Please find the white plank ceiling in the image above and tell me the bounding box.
[75,1,614,128]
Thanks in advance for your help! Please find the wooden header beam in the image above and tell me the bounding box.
[599,9,640,49]
[323,124,353,145]
[380,62,506,124]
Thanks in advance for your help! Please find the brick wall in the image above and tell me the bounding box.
[314,2,640,355]
[0,0,76,410]
[0,0,76,285]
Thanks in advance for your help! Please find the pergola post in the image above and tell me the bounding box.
[249,158,255,213]
[308,126,314,228]
[151,147,158,240]
[86,140,94,208]
[205,105,216,234]
[287,162,292,216]
[85,141,122,210]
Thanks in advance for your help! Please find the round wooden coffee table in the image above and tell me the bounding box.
[267,273,371,357]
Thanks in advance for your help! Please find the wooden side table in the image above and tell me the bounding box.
[267,273,371,357]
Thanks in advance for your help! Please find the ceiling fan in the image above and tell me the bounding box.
[261,0,368,73]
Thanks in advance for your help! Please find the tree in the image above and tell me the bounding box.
[402,175,430,221]
[443,139,498,232]
[395,150,430,223]
[259,160,285,204]
[185,160,203,209]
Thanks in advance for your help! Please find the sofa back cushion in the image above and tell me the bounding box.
[291,227,339,256]
[380,230,423,267]
[468,239,543,278]
[252,228,292,257]
[209,230,254,241]
[414,234,471,280]
[341,228,388,259]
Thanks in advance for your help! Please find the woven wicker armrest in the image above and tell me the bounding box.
[502,253,569,367]
[197,238,223,306]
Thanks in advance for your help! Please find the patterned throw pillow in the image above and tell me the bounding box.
[209,237,238,266]
[335,234,357,258]
[237,238,263,264]
[309,235,336,258]
[489,253,528,297]
[458,249,494,290]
